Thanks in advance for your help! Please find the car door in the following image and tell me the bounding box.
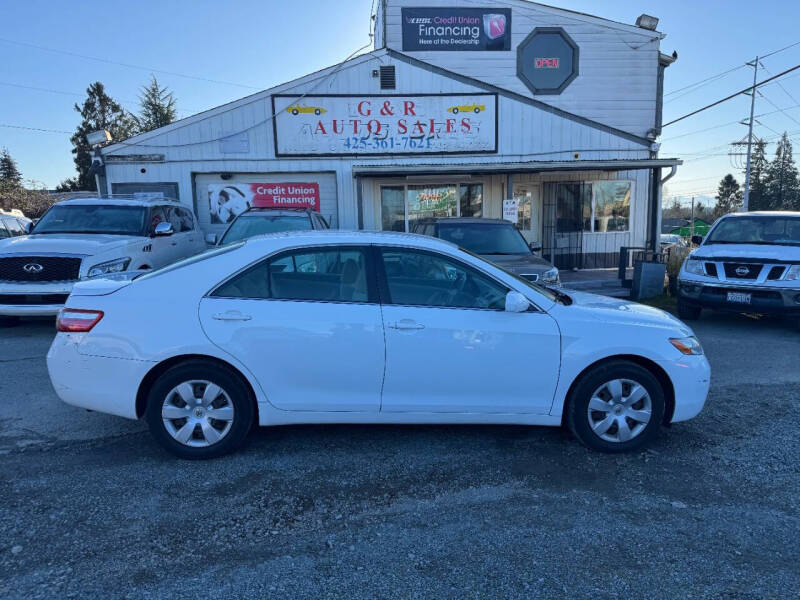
[170,206,203,258]
[377,246,561,414]
[199,245,385,412]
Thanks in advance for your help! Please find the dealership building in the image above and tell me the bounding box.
[99,0,680,269]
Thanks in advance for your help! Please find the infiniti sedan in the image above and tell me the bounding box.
[47,231,710,459]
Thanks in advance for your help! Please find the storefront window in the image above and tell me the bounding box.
[593,181,631,232]
[555,183,592,233]
[381,183,483,232]
[381,186,405,232]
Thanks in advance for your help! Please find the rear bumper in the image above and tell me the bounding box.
[46,333,153,420]
[678,279,800,316]
[0,281,75,316]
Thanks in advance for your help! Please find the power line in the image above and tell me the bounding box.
[0,123,72,134]
[755,90,800,127]
[663,62,800,127]
[761,39,800,60]
[0,36,262,90]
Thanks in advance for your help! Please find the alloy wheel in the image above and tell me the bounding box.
[161,380,235,447]
[586,378,652,443]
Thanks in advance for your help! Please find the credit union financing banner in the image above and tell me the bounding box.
[208,183,319,224]
[401,7,511,51]
[272,94,498,157]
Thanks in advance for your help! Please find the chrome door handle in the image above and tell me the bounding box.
[212,311,252,322]
[389,320,425,331]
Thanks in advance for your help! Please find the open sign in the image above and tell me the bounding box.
[535,58,560,69]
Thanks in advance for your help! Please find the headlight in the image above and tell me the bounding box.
[87,257,131,278]
[669,336,704,355]
[541,267,560,285]
[786,265,800,281]
[683,259,705,276]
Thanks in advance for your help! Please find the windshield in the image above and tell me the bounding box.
[220,214,312,244]
[706,216,800,246]
[33,205,147,235]
[437,223,531,255]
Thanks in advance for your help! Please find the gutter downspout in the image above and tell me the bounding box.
[650,164,678,253]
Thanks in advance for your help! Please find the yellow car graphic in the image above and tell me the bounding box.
[447,104,486,114]
[286,104,327,116]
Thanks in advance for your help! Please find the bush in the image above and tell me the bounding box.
[666,245,691,279]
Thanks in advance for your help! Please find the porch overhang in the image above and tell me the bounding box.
[352,158,681,178]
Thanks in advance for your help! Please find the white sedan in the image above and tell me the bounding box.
[47,231,710,459]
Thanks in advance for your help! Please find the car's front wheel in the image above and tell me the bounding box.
[566,361,665,453]
[145,360,254,459]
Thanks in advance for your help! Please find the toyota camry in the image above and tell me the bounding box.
[47,231,710,459]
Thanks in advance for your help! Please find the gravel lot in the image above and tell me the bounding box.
[1,311,798,599]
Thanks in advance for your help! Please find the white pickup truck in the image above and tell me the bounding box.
[0,196,206,324]
[677,211,800,324]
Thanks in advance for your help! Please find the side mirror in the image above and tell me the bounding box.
[205,233,218,245]
[25,221,35,234]
[528,242,542,253]
[691,234,703,246]
[153,222,174,237]
[504,291,531,313]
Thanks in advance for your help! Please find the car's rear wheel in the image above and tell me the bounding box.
[677,299,701,321]
[566,361,665,453]
[145,360,254,459]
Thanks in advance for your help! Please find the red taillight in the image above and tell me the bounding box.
[56,309,104,332]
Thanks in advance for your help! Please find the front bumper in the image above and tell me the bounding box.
[656,354,711,423]
[0,281,76,316]
[678,278,800,316]
[47,333,153,420]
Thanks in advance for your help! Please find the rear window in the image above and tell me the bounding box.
[136,243,244,281]
[220,214,313,244]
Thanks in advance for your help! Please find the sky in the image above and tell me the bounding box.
[2,0,800,210]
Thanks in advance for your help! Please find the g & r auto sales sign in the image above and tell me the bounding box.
[271,94,498,157]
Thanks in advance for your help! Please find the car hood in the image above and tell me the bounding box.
[559,290,693,335]
[692,243,800,262]
[0,233,139,256]
[479,253,553,273]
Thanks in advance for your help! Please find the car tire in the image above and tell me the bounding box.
[566,360,665,453]
[677,300,701,321]
[144,360,255,459]
[0,316,20,327]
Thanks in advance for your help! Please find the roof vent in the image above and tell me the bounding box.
[635,14,659,30]
[379,65,396,90]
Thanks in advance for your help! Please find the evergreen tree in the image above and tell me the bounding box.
[746,139,769,211]
[713,174,743,218]
[68,82,136,191]
[762,132,800,210]
[0,147,22,186]
[135,75,177,133]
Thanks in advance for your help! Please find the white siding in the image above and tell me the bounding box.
[384,0,661,137]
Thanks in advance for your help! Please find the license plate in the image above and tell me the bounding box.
[726,291,752,304]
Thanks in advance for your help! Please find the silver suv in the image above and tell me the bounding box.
[677,211,800,322]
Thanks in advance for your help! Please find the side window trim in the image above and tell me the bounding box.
[374,245,511,311]
[208,244,380,304]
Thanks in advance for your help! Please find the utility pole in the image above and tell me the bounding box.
[690,197,695,240]
[743,56,759,212]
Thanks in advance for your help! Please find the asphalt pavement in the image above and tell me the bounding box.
[0,311,798,599]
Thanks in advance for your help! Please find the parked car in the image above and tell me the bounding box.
[677,211,800,322]
[208,207,329,246]
[411,217,560,285]
[0,196,206,324]
[660,233,687,252]
[0,212,31,239]
[47,231,709,459]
